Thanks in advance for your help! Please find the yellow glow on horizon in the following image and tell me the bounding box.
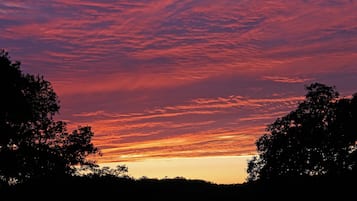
[100,155,254,184]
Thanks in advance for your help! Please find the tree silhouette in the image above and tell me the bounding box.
[78,164,129,178]
[247,83,357,181]
[0,50,99,184]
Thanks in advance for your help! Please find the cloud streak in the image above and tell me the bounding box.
[69,94,303,162]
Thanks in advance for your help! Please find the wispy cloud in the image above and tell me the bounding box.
[95,126,264,163]
[262,76,313,83]
[69,94,303,162]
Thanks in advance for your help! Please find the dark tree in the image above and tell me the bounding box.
[247,83,357,181]
[0,50,99,184]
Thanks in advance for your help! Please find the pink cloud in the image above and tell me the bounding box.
[262,76,313,83]
[68,94,303,162]
[93,126,264,163]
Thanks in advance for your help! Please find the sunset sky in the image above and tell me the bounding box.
[1,0,357,184]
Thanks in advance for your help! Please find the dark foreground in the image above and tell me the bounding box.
[1,174,355,201]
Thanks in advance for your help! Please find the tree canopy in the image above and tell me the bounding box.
[247,83,357,181]
[0,50,99,184]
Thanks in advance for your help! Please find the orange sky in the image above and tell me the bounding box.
[1,0,357,184]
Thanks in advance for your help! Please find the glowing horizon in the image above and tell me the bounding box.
[100,155,254,184]
[1,0,357,184]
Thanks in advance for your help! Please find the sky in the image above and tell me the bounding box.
[1,0,357,184]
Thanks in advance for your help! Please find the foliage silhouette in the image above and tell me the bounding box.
[79,164,129,178]
[0,50,99,184]
[247,83,357,181]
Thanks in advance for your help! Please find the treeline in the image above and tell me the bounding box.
[2,175,235,201]
[1,173,355,200]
